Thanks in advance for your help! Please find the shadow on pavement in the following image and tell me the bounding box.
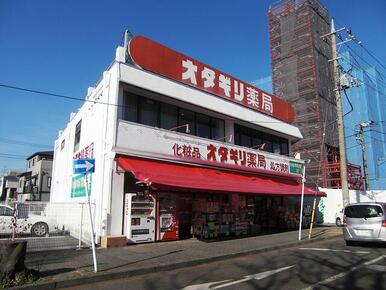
[99,249,184,272]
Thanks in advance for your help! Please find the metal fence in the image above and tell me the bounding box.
[0,201,96,252]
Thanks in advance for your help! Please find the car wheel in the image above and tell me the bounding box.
[31,222,49,237]
[336,218,342,227]
[346,240,355,246]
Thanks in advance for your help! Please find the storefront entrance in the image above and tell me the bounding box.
[157,193,193,241]
[124,189,304,243]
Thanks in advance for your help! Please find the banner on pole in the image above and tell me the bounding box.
[71,174,92,198]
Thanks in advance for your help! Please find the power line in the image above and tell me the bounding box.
[340,36,386,80]
[338,58,386,100]
[359,43,386,71]
[369,129,386,135]
[0,153,28,160]
[0,83,111,105]
[339,53,386,89]
[0,137,52,148]
[0,83,299,125]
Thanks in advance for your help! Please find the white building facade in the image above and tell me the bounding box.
[51,36,324,244]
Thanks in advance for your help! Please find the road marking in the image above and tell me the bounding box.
[180,280,232,290]
[180,265,295,290]
[298,247,370,254]
[300,255,386,290]
[365,265,386,272]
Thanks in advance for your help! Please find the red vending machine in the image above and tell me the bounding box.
[157,193,179,241]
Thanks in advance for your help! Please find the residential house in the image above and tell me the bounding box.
[17,151,54,202]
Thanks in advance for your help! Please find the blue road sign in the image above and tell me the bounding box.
[73,159,95,174]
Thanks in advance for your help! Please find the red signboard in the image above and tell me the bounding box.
[129,35,295,123]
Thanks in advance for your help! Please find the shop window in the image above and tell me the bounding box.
[251,131,263,148]
[178,108,195,135]
[281,140,289,156]
[122,91,227,142]
[211,117,225,140]
[272,137,281,154]
[234,125,241,145]
[73,120,82,152]
[140,98,159,127]
[262,133,273,153]
[196,113,211,139]
[240,127,252,147]
[160,103,178,130]
[234,124,288,155]
[123,93,139,122]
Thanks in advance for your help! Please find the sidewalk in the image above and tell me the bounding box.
[21,226,342,289]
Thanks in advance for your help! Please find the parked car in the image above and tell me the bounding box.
[0,204,50,237]
[342,202,386,246]
[335,208,344,226]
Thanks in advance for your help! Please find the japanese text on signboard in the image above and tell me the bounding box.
[172,143,289,173]
[182,58,273,115]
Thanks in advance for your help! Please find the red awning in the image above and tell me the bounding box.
[116,156,326,197]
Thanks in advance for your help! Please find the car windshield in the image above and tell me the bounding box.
[0,206,14,216]
[345,205,383,218]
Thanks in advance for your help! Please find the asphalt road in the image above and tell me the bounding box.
[63,238,386,290]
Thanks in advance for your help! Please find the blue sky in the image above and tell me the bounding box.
[0,0,385,172]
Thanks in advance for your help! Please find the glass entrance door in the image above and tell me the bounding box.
[158,193,178,241]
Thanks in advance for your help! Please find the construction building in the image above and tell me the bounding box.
[268,0,356,189]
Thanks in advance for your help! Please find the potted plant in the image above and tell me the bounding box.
[0,202,39,288]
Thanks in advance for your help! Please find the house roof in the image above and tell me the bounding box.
[17,171,32,178]
[26,151,54,160]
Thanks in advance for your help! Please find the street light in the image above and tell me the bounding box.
[298,159,311,241]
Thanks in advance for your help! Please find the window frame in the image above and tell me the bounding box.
[73,120,82,152]
[122,91,227,142]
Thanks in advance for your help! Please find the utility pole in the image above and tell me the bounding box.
[356,121,374,190]
[321,19,350,205]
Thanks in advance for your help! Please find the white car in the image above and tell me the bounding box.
[335,208,344,227]
[0,204,50,237]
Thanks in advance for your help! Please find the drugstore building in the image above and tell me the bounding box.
[51,35,325,244]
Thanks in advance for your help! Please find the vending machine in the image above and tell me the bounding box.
[124,192,156,243]
[157,193,179,241]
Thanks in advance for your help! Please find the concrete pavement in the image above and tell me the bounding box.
[17,226,342,290]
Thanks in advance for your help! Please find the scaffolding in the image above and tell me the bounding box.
[322,162,364,190]
[269,0,342,188]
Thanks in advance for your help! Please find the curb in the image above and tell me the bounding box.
[15,233,341,290]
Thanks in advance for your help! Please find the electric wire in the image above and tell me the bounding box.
[342,90,353,116]
[0,137,52,148]
[339,53,386,90]
[359,44,386,70]
[0,83,299,125]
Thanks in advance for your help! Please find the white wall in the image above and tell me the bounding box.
[320,188,386,224]
[50,63,120,242]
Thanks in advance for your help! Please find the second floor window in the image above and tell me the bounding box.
[74,120,82,152]
[122,92,225,141]
[234,124,289,155]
